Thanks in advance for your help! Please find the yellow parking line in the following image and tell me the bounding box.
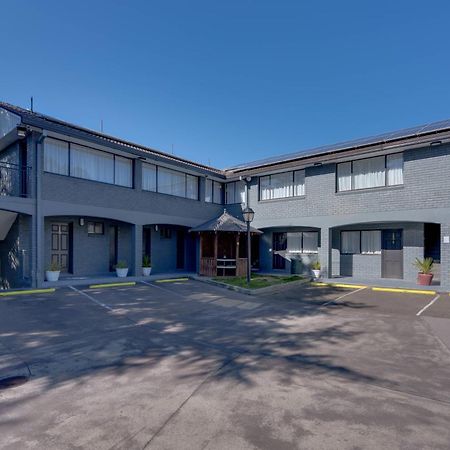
[0,288,56,296]
[89,282,136,289]
[155,278,189,283]
[372,287,436,295]
[311,282,366,289]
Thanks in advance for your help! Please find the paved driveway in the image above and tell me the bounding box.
[1,280,450,449]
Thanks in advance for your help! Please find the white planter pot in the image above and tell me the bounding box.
[143,267,152,276]
[312,269,321,279]
[46,270,60,282]
[116,268,129,278]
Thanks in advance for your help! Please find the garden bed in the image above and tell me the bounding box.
[212,274,305,289]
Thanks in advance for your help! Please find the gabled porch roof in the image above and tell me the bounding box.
[190,210,262,234]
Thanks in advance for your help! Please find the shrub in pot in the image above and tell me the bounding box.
[115,260,129,278]
[46,262,61,282]
[142,255,152,276]
[414,257,434,286]
[311,261,321,279]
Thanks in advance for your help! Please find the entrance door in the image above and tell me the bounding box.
[109,225,118,272]
[51,223,70,272]
[273,232,287,270]
[143,227,152,259]
[382,229,403,279]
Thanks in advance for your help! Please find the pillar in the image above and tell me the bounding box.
[440,224,450,290]
[132,224,143,276]
[319,227,332,279]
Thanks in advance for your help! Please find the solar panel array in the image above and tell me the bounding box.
[228,119,450,171]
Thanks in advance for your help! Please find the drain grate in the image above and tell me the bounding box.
[0,375,29,390]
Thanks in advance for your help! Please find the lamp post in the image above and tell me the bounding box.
[242,206,255,285]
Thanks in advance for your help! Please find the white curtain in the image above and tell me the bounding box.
[114,156,132,187]
[337,162,352,191]
[341,231,360,254]
[353,156,385,189]
[186,174,199,200]
[158,167,186,197]
[302,231,319,253]
[205,179,212,202]
[225,182,235,204]
[287,232,302,253]
[44,138,69,175]
[294,170,305,196]
[387,153,403,186]
[260,176,271,200]
[237,180,246,204]
[272,172,293,199]
[213,181,222,204]
[142,163,157,191]
[70,144,114,183]
[361,230,381,254]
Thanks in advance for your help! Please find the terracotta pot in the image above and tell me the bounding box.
[417,272,433,286]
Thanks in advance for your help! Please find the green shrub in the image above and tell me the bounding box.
[47,261,61,272]
[311,261,321,270]
[115,260,128,269]
[142,255,151,267]
[413,257,433,274]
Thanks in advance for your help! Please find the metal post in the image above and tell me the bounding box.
[247,220,251,285]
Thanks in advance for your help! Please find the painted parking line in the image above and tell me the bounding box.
[322,286,367,306]
[311,282,367,289]
[0,288,56,297]
[155,278,190,283]
[69,285,113,311]
[89,282,136,289]
[141,280,188,298]
[416,294,440,316]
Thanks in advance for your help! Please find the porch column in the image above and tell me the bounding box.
[440,224,450,290]
[132,224,143,277]
[319,227,332,279]
[31,214,45,288]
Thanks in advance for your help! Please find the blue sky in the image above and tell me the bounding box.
[1,0,449,168]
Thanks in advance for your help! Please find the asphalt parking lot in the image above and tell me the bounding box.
[1,280,450,449]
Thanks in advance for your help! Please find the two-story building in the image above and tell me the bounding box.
[1,101,449,290]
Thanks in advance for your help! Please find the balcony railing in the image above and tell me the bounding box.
[0,163,31,198]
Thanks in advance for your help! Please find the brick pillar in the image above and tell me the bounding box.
[319,227,332,279]
[132,224,143,277]
[440,224,450,290]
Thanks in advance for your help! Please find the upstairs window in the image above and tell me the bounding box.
[205,179,223,204]
[337,153,403,192]
[44,138,69,175]
[225,181,246,204]
[259,169,305,201]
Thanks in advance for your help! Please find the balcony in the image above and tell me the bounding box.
[0,163,31,198]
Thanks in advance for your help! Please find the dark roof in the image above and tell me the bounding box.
[0,102,224,177]
[226,119,450,172]
[190,210,262,233]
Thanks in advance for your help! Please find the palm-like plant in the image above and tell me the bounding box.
[413,257,433,274]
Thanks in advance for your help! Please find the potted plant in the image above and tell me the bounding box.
[142,255,152,276]
[311,261,321,279]
[115,260,129,278]
[414,257,434,286]
[46,261,61,282]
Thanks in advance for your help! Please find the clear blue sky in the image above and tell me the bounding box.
[1,0,449,168]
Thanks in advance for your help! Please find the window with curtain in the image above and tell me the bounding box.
[205,179,213,202]
[142,163,157,192]
[213,181,223,204]
[259,170,306,200]
[286,231,319,253]
[44,138,69,175]
[114,156,133,187]
[361,230,381,254]
[186,174,199,200]
[337,153,403,192]
[158,167,186,197]
[341,231,361,254]
[387,153,404,186]
[225,181,246,204]
[287,232,302,253]
[70,144,114,183]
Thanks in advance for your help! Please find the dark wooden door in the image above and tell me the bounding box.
[273,232,287,270]
[109,225,118,271]
[51,223,70,272]
[382,229,403,279]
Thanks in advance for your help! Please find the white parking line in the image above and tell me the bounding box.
[69,285,113,311]
[322,286,367,306]
[141,280,187,299]
[416,294,440,316]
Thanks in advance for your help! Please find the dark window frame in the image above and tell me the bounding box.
[87,221,104,236]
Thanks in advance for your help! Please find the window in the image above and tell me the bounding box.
[286,231,319,253]
[158,167,186,197]
[337,153,403,192]
[71,144,114,184]
[115,156,133,187]
[206,179,223,204]
[142,163,157,192]
[341,230,381,254]
[225,181,246,204]
[186,174,199,200]
[160,227,172,239]
[44,138,69,175]
[259,170,305,200]
[88,222,104,235]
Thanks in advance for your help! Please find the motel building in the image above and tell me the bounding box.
[0,101,449,290]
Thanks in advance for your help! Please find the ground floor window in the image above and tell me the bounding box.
[341,230,381,255]
[286,231,318,254]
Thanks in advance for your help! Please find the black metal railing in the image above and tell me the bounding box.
[0,163,31,197]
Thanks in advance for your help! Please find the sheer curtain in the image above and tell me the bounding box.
[114,156,132,187]
[353,156,385,189]
[213,181,223,204]
[44,138,69,175]
[341,231,360,254]
[142,163,157,191]
[287,232,302,253]
[302,231,319,253]
[237,181,246,204]
[70,144,114,183]
[260,176,271,200]
[272,172,293,198]
[205,179,213,202]
[158,167,186,197]
[186,174,199,200]
[337,162,352,191]
[294,170,305,196]
[361,230,381,254]
[387,153,403,186]
[225,182,235,204]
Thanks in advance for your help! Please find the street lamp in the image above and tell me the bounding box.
[242,206,255,285]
